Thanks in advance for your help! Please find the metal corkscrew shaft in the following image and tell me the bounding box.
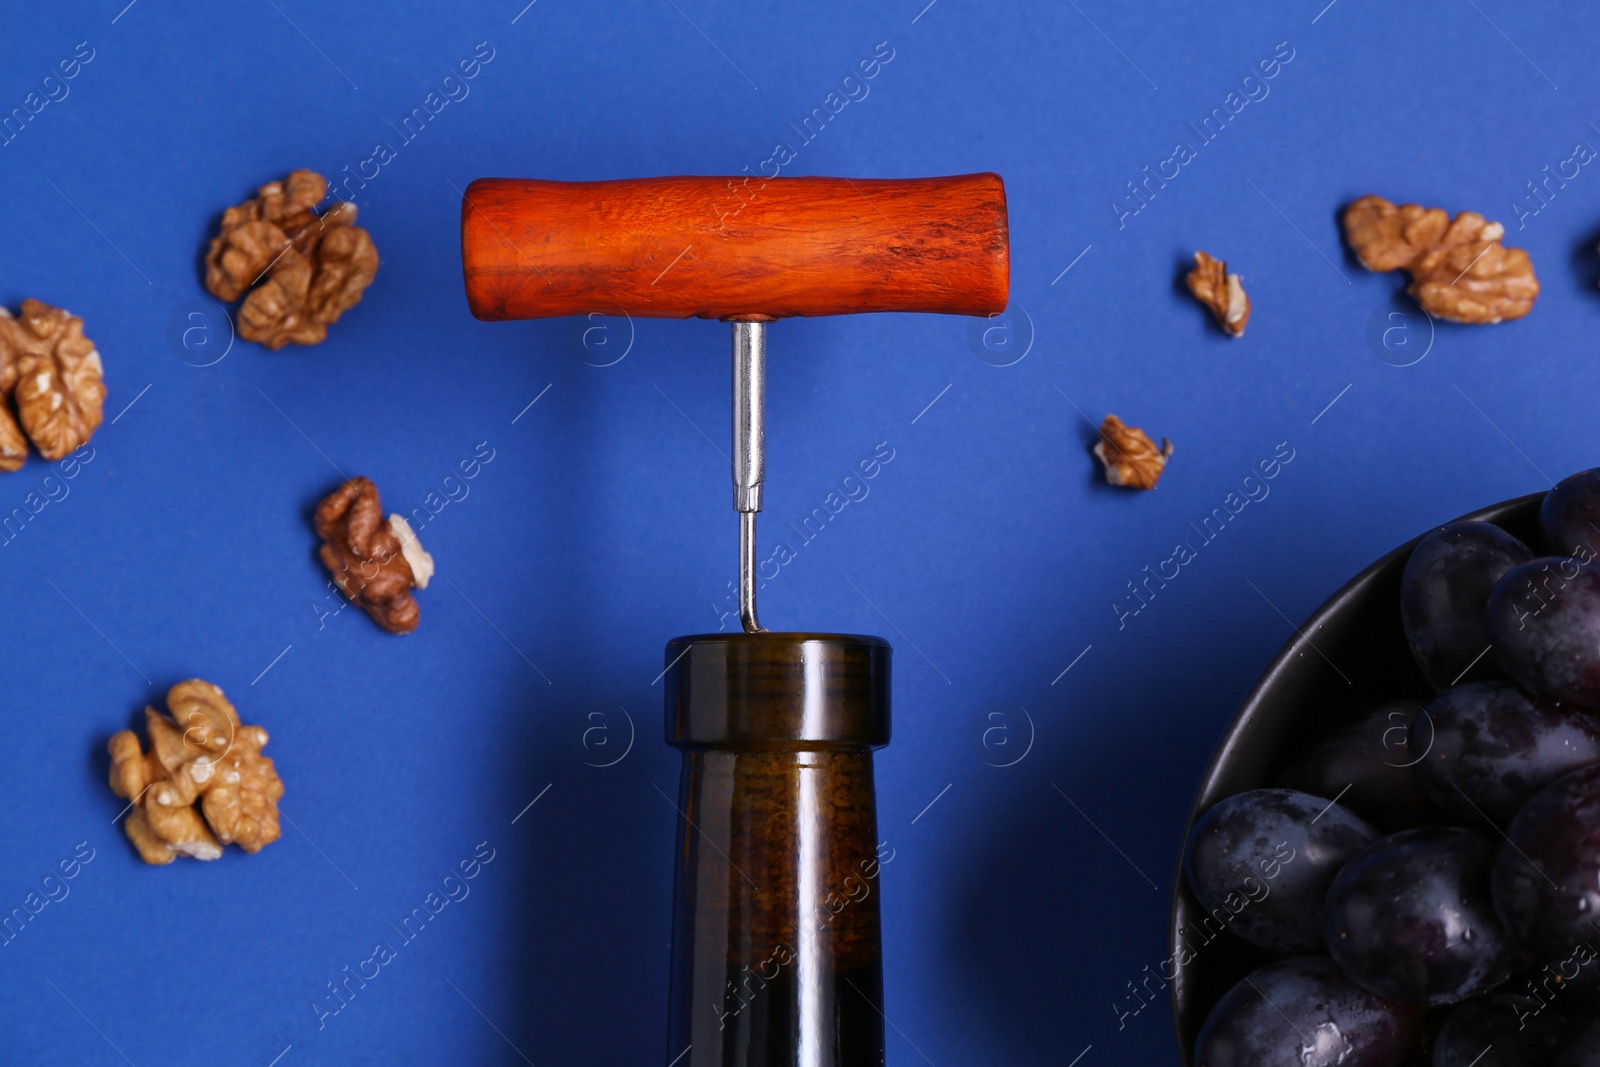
[731,320,766,633]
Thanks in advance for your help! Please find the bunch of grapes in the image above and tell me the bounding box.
[1188,468,1600,1066]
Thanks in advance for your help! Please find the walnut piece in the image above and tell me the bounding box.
[315,476,431,634]
[106,679,283,865]
[204,169,379,349]
[1343,195,1538,324]
[1186,250,1250,337]
[0,300,105,463]
[1094,414,1173,491]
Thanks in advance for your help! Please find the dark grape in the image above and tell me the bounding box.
[1326,828,1520,1005]
[1508,942,1600,1017]
[1432,994,1566,1066]
[1554,1018,1600,1067]
[1193,956,1423,1067]
[1492,763,1600,958]
[1415,681,1600,826]
[1542,467,1600,557]
[1278,701,1453,832]
[1402,522,1532,690]
[1185,788,1377,952]
[1549,946,1600,1008]
[1486,557,1600,708]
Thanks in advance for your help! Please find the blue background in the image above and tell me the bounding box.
[1,0,1597,1063]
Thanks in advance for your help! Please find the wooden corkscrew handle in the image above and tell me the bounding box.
[460,173,1009,322]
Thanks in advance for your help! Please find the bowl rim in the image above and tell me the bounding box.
[1167,490,1546,1061]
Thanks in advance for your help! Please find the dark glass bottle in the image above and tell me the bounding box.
[663,632,892,1067]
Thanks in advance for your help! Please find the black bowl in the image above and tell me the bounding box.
[1168,491,1544,1062]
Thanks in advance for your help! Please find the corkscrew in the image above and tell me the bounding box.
[461,171,1008,1066]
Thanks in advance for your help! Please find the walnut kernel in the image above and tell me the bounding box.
[106,680,283,865]
[1343,195,1538,324]
[1186,250,1250,337]
[1094,414,1174,491]
[316,477,430,634]
[0,299,105,462]
[205,169,378,349]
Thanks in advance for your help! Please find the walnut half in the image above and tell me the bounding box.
[107,680,283,865]
[0,300,105,465]
[1343,195,1538,324]
[205,169,379,350]
[315,476,432,634]
[1094,414,1173,491]
[1186,251,1250,337]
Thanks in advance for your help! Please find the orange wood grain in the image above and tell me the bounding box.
[460,173,1008,322]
